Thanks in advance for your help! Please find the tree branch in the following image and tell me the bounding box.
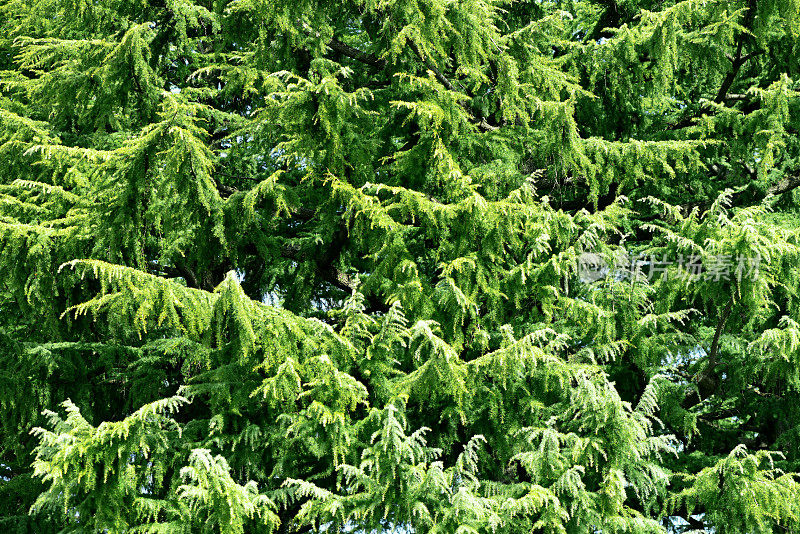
[714,45,763,104]
[667,0,760,130]
[407,40,499,132]
[328,38,385,69]
[216,182,353,288]
[726,169,800,208]
[708,297,734,370]
[698,407,741,421]
[768,173,800,195]
[682,296,734,409]
[408,40,455,92]
[174,260,200,289]
[584,0,621,43]
[280,242,358,292]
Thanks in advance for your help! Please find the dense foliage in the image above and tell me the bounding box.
[1,0,799,531]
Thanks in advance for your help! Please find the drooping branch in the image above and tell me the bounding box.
[321,32,500,132]
[407,39,499,132]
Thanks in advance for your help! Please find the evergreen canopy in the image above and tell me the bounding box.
[1,0,800,531]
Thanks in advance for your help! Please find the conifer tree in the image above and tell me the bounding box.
[1,0,799,531]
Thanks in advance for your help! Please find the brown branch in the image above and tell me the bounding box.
[714,0,761,102]
[667,0,761,131]
[682,297,734,409]
[708,297,734,371]
[408,40,456,92]
[738,49,766,65]
[714,41,747,103]
[215,181,317,219]
[328,38,385,69]
[217,182,238,198]
[714,46,763,104]
[174,260,200,289]
[768,173,800,195]
[726,169,800,208]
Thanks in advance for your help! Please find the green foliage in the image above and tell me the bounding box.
[1,0,799,532]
